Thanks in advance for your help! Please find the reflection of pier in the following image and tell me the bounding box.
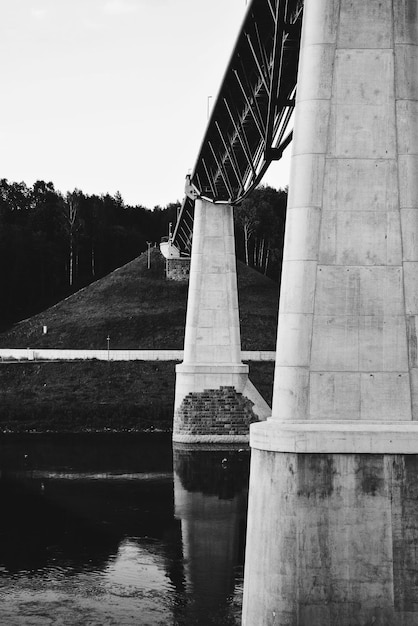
[173,444,249,621]
[0,435,251,623]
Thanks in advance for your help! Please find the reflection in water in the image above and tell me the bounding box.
[173,445,249,624]
[105,538,172,594]
[0,434,249,625]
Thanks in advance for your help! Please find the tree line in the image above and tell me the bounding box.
[0,178,287,329]
[0,179,179,328]
[234,185,287,281]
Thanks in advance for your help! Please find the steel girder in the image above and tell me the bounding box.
[172,0,303,255]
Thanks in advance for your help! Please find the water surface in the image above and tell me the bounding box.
[0,434,249,625]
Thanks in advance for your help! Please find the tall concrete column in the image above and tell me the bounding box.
[173,198,269,443]
[243,0,418,623]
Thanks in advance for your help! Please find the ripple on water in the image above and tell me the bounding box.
[0,537,180,625]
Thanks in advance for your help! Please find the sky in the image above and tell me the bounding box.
[0,0,291,208]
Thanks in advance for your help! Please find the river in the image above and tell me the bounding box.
[0,433,249,625]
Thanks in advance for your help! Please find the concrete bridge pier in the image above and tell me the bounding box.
[243,0,418,623]
[173,198,269,443]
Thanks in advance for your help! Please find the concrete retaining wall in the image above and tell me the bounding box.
[0,349,275,362]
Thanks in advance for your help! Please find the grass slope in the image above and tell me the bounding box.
[0,248,278,350]
[0,249,278,432]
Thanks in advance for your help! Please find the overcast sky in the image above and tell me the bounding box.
[0,0,291,208]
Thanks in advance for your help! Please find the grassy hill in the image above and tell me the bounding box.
[0,248,278,350]
[0,249,278,432]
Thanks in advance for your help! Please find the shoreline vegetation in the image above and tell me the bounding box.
[0,360,274,434]
[0,250,278,434]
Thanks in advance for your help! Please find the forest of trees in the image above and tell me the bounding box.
[234,185,288,281]
[0,179,179,329]
[0,179,287,330]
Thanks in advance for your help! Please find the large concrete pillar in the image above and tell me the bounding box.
[243,453,418,625]
[243,0,418,623]
[173,198,269,443]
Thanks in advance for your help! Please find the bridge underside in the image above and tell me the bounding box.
[173,0,303,256]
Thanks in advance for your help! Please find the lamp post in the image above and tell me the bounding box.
[146,241,152,269]
[107,335,110,361]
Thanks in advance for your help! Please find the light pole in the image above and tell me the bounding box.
[146,241,152,269]
[107,335,110,361]
[207,95,212,120]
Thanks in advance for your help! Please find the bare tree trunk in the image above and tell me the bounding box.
[91,246,95,277]
[259,238,265,269]
[66,192,80,287]
[264,248,270,275]
[69,234,74,286]
[244,225,249,265]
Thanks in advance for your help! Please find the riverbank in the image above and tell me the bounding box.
[0,360,274,433]
[0,249,278,433]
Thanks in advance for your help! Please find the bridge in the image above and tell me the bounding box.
[172,0,418,623]
[172,0,302,256]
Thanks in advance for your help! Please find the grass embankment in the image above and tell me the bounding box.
[0,361,274,433]
[0,249,278,432]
